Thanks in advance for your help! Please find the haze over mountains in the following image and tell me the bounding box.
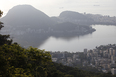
[52,11,116,25]
[1,5,53,29]
[0,5,116,48]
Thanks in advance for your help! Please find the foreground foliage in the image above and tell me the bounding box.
[0,44,52,77]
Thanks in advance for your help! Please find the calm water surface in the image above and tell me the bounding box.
[39,25,116,52]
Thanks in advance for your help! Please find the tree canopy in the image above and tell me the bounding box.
[0,44,52,77]
[0,10,3,30]
[0,10,12,46]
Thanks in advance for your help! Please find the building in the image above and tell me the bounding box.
[111,55,115,62]
[109,48,113,56]
[113,50,116,56]
[111,68,116,75]
[52,58,58,62]
[84,49,87,54]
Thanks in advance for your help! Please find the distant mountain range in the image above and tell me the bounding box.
[52,11,116,25]
[0,5,115,48]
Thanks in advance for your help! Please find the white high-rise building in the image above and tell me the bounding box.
[109,48,113,55]
[111,68,116,75]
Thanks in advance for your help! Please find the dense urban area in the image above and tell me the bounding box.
[51,44,116,75]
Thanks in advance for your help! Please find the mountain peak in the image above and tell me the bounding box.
[11,4,34,9]
[5,4,47,17]
[59,11,81,18]
[0,5,53,28]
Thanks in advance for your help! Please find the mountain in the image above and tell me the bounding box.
[0,5,96,48]
[59,11,91,21]
[52,11,116,25]
[58,11,94,25]
[1,5,53,29]
[0,5,55,47]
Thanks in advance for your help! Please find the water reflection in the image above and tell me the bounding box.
[39,25,116,52]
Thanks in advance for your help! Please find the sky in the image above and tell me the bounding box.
[0,0,116,17]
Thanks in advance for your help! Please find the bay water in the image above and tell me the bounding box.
[39,25,116,52]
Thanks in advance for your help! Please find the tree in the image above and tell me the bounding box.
[0,10,3,30]
[27,47,52,77]
[0,44,52,77]
[0,10,12,45]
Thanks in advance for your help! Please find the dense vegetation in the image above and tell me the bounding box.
[0,10,116,77]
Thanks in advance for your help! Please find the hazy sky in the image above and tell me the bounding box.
[0,0,116,17]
